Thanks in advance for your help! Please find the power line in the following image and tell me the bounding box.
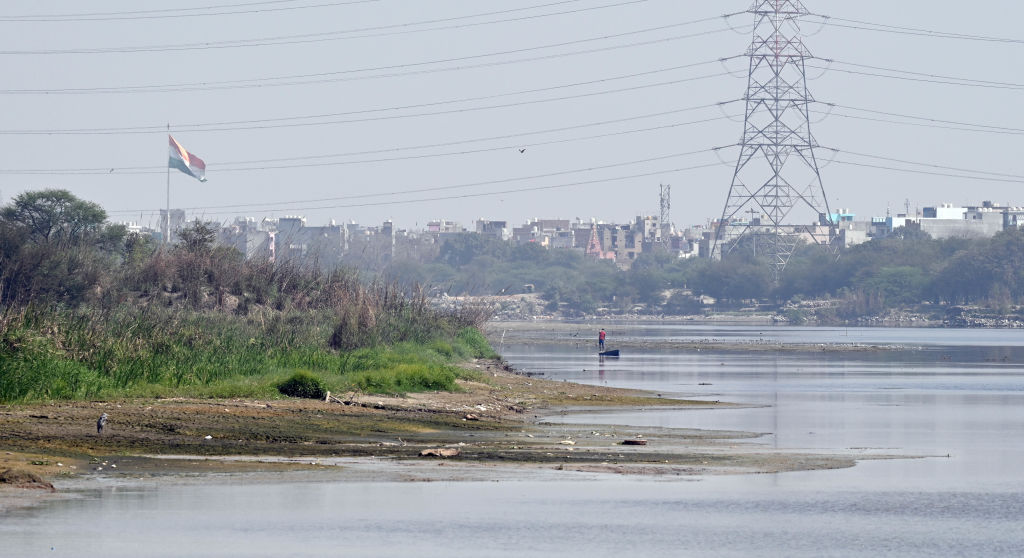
[105,147,731,213]
[807,14,1024,46]
[107,159,730,217]
[807,64,1024,92]
[831,159,1024,184]
[0,1,711,55]
[5,72,731,136]
[2,31,736,96]
[1,109,734,176]
[827,59,1024,90]
[0,0,376,22]
[824,147,1024,180]
[1,58,736,133]
[812,109,1024,136]
[829,103,1024,135]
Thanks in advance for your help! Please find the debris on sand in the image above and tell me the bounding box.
[419,448,461,458]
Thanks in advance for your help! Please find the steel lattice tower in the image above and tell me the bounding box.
[712,0,836,279]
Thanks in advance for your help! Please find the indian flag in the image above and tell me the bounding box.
[168,135,207,182]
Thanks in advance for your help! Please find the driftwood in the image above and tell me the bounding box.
[621,439,648,446]
[324,391,356,405]
[419,448,461,458]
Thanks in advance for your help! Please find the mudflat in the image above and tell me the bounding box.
[1,359,870,506]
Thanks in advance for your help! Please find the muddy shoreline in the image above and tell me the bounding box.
[1,357,893,509]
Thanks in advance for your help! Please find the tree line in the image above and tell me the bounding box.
[382,223,1024,317]
[5,188,1022,321]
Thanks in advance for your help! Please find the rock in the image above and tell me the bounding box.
[419,448,461,458]
[0,469,56,492]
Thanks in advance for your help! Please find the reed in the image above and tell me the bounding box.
[0,304,493,403]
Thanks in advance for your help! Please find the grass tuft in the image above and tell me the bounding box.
[349,364,458,395]
[277,370,328,400]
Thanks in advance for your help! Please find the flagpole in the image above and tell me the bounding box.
[165,124,171,247]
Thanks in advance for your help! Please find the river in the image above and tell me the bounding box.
[3,323,1024,557]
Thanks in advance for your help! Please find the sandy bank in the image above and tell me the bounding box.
[1,359,896,510]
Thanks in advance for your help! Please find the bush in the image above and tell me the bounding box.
[455,327,497,359]
[349,364,457,395]
[277,370,327,399]
[428,340,455,359]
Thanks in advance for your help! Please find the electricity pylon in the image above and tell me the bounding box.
[712,0,837,281]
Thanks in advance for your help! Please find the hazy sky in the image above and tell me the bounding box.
[2,0,1022,231]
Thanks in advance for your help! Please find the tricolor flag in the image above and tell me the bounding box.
[168,135,207,182]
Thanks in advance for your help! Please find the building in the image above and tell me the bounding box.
[219,217,273,261]
[158,208,186,244]
[475,219,509,241]
[274,216,345,267]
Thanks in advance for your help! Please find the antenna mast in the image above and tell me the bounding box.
[659,184,671,249]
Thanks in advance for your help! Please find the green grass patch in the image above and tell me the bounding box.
[349,363,459,395]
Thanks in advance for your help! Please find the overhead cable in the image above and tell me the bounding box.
[104,147,732,215]
[831,160,1024,184]
[824,148,1024,180]
[0,0,378,22]
[1,60,737,133]
[807,64,1024,91]
[805,14,1024,45]
[0,3,725,55]
[0,110,734,176]
[107,160,729,216]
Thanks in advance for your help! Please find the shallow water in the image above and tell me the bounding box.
[4,324,1024,557]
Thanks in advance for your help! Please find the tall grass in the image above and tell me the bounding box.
[0,304,493,403]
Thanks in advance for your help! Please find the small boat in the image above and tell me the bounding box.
[598,349,620,357]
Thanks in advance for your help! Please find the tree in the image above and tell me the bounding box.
[0,190,121,306]
[176,220,217,255]
[0,189,106,247]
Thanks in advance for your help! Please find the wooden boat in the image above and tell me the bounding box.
[598,349,620,357]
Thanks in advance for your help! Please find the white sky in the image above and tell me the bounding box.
[1,0,1022,231]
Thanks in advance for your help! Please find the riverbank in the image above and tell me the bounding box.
[1,358,876,510]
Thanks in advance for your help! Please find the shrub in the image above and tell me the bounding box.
[455,327,497,359]
[277,370,327,399]
[428,340,455,359]
[349,364,457,395]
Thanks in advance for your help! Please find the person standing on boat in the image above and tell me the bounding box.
[598,329,606,350]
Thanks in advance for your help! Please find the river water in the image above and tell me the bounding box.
[4,323,1024,557]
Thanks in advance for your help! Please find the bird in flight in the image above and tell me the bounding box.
[519,148,526,153]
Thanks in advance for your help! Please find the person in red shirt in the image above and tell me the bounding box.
[599,329,606,350]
